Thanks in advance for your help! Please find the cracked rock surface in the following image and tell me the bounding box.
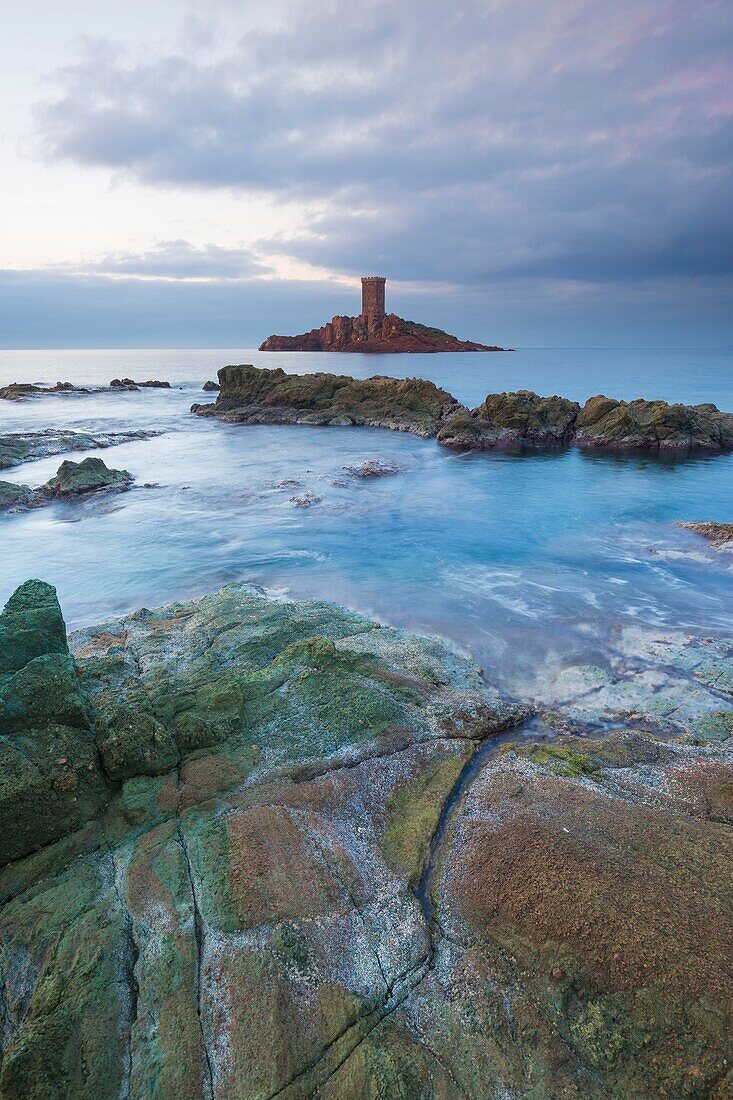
[0,580,731,1098]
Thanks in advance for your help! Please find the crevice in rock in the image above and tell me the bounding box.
[265,955,432,1100]
[101,832,140,1100]
[175,760,215,1100]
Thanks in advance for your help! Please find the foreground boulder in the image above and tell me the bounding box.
[192,364,465,437]
[0,581,108,863]
[0,579,731,1097]
[193,367,733,454]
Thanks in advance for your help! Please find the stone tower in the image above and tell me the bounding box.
[361,276,386,322]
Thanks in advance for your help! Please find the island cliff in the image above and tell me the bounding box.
[259,276,506,353]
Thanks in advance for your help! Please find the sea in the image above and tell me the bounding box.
[1,346,731,703]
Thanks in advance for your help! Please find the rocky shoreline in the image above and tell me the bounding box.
[0,578,731,1098]
[193,366,733,452]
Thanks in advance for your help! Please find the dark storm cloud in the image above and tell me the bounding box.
[32,0,733,291]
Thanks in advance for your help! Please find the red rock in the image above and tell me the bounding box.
[260,312,505,354]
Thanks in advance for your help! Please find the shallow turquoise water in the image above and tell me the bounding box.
[1,347,731,701]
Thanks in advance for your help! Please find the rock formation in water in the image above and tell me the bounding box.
[260,313,505,353]
[260,276,505,352]
[109,378,171,390]
[0,429,159,471]
[0,578,731,1098]
[0,458,134,511]
[0,381,94,400]
[1,380,170,400]
[676,521,733,550]
[192,364,464,437]
[193,367,733,453]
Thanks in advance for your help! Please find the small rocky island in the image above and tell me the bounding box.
[259,276,506,353]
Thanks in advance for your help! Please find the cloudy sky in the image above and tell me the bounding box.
[1,0,731,348]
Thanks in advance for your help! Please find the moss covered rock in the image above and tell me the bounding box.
[192,363,466,437]
[576,394,733,449]
[43,456,134,496]
[1,580,731,1098]
[0,482,33,511]
[0,580,108,863]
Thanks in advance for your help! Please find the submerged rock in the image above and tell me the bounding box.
[43,457,134,497]
[0,428,159,471]
[342,458,406,478]
[676,521,733,550]
[0,580,730,1097]
[289,490,322,507]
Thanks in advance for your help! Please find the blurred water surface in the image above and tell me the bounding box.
[1,346,731,701]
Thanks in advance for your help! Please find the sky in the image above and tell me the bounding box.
[0,0,731,349]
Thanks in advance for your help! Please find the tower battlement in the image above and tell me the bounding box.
[361,276,386,321]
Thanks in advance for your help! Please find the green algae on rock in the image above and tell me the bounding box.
[43,456,134,497]
[0,580,732,1099]
[191,364,467,437]
[0,580,107,864]
[193,365,733,454]
[437,389,580,449]
[0,458,135,513]
[0,482,34,511]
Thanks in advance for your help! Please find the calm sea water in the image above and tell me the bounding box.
[1,347,731,701]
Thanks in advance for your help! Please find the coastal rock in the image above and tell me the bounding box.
[1,460,135,512]
[193,367,733,454]
[0,580,731,1097]
[192,364,466,437]
[575,394,733,449]
[110,377,171,390]
[260,312,504,353]
[0,580,108,864]
[0,381,91,400]
[202,379,220,391]
[42,457,134,497]
[290,490,322,507]
[342,458,406,478]
[676,521,733,550]
[0,482,34,511]
[0,429,159,471]
[438,390,580,449]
